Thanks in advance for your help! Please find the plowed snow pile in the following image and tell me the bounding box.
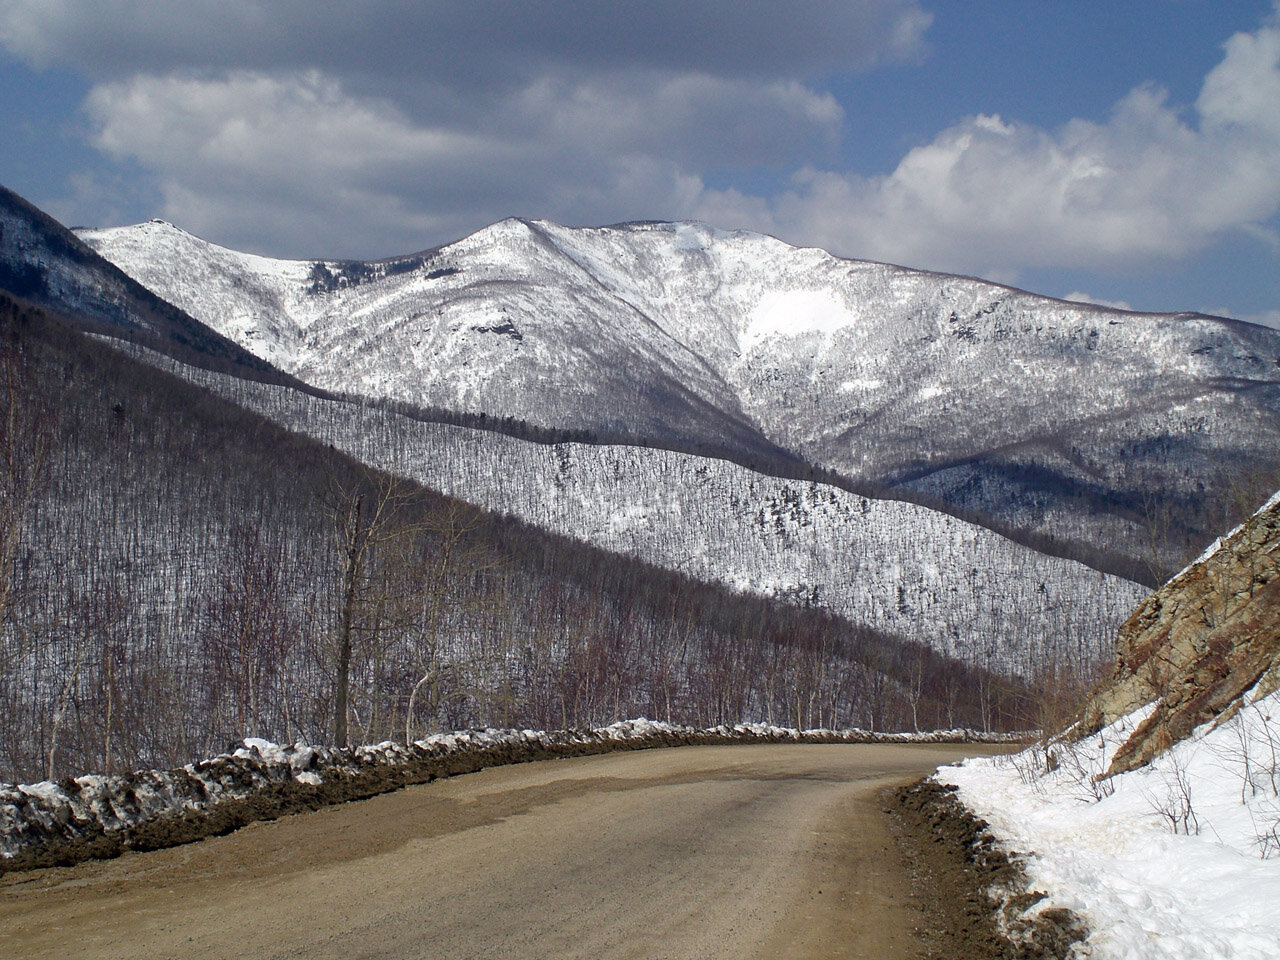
[2,720,1010,869]
[941,691,1280,960]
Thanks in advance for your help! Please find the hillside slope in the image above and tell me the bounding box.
[128,340,1147,674]
[942,496,1280,960]
[1080,490,1280,775]
[0,185,285,380]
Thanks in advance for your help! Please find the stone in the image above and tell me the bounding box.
[1078,496,1280,776]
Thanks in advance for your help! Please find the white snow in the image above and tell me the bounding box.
[941,691,1280,959]
[743,289,856,349]
[839,378,883,392]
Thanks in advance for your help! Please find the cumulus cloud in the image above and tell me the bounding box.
[82,71,512,253]
[696,8,1280,276]
[5,0,927,255]
[82,69,848,255]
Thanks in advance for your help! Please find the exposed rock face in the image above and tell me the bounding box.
[1081,493,1280,776]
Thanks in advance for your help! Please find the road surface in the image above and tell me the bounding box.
[0,743,994,959]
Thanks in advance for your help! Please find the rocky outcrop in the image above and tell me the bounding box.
[1080,493,1280,776]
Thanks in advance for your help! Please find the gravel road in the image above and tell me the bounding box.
[0,743,993,959]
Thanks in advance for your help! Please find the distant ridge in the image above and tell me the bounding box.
[79,213,1280,578]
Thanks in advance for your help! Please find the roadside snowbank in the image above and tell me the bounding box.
[940,691,1280,960]
[1,720,1013,870]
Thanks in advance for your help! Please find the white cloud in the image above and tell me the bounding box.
[1197,15,1280,140]
[505,73,844,169]
[694,10,1280,276]
[1064,292,1134,312]
[84,72,502,254]
[82,69,845,256]
[88,72,494,178]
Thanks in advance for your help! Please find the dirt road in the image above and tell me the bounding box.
[0,743,991,959]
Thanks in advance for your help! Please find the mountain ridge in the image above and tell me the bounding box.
[0,185,297,385]
[79,214,1280,575]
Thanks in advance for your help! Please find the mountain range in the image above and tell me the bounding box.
[78,214,1280,580]
[4,181,1278,710]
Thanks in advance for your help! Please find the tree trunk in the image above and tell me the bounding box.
[334,494,364,747]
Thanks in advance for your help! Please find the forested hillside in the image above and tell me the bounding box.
[0,294,1029,784]
[131,341,1146,674]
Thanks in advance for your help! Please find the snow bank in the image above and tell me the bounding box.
[940,691,1280,960]
[1,721,1014,870]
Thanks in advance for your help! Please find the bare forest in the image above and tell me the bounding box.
[0,297,1042,784]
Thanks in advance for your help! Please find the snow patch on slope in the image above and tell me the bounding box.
[78,219,313,368]
[943,691,1280,959]
[743,289,856,349]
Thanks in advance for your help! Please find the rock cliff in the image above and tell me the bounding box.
[1080,492,1280,775]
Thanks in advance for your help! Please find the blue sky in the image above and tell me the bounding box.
[1,1,1277,325]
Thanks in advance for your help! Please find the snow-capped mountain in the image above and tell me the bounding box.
[4,185,1143,680]
[80,217,1280,572]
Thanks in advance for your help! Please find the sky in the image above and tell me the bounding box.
[1,0,1278,326]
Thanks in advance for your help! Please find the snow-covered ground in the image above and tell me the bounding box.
[942,690,1280,959]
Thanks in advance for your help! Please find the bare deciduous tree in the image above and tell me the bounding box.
[402,499,501,744]
[326,473,419,746]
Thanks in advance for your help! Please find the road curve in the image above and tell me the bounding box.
[0,743,993,959]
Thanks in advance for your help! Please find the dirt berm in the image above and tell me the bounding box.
[889,779,1087,959]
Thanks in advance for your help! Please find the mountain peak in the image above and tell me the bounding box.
[75,208,1280,583]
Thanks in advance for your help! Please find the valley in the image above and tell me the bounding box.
[4,179,1278,783]
[4,4,1280,955]
[127,337,1146,673]
[2,176,1279,959]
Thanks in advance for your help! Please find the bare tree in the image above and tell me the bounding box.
[402,499,501,744]
[202,523,293,741]
[0,340,52,655]
[326,472,418,746]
